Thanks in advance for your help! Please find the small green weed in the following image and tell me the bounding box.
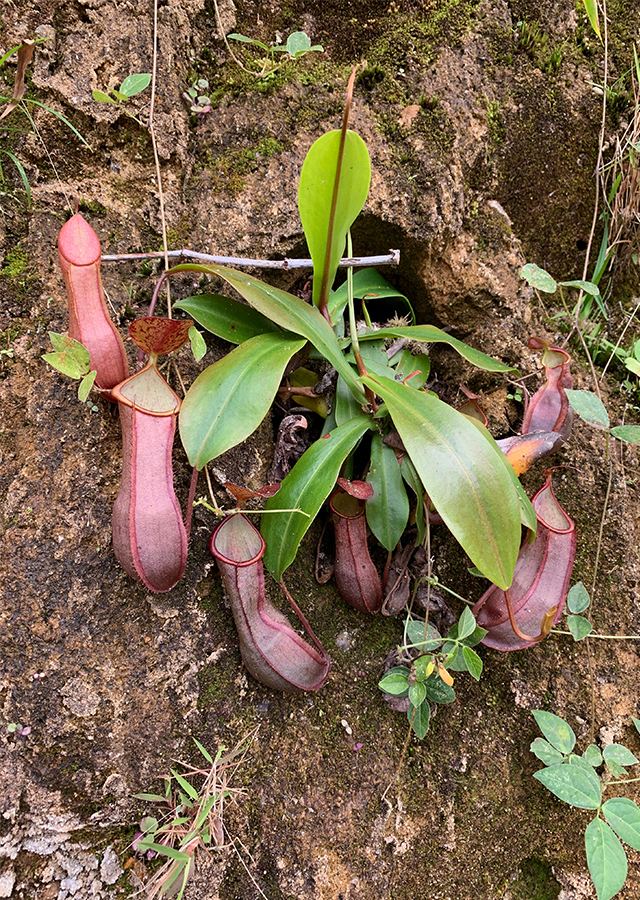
[379,605,486,739]
[132,735,253,900]
[226,30,323,80]
[92,73,152,125]
[532,711,640,900]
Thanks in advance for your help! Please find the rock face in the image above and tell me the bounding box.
[1,1,640,899]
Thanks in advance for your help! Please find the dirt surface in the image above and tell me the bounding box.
[1,1,640,899]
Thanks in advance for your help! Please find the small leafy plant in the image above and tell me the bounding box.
[1,39,90,206]
[183,78,211,115]
[532,711,640,900]
[227,30,323,79]
[51,74,582,695]
[43,332,97,403]
[378,606,486,739]
[92,73,152,123]
[132,737,248,900]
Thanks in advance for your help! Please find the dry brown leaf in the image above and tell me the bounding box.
[0,40,35,121]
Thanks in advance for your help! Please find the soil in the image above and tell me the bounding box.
[1,1,640,899]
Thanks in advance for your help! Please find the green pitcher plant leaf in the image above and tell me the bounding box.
[168,264,365,400]
[328,268,414,324]
[262,415,372,580]
[357,325,518,373]
[365,432,410,552]
[298,130,371,317]
[362,373,521,589]
[174,293,283,345]
[179,332,306,469]
[585,819,627,900]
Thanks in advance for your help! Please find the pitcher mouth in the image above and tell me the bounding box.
[209,513,266,567]
[111,360,182,416]
[329,489,365,520]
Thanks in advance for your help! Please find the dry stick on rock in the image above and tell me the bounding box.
[101,249,401,268]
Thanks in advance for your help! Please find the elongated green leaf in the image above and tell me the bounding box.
[48,332,91,365]
[358,325,516,373]
[533,710,576,754]
[457,607,477,641]
[568,614,592,640]
[530,738,565,766]
[42,351,83,379]
[534,763,601,809]
[144,842,191,861]
[603,798,640,850]
[174,293,282,344]
[262,415,371,579]
[169,264,364,400]
[400,455,425,545]
[23,99,91,148]
[410,701,431,739]
[603,744,639,766]
[192,736,214,764]
[462,646,483,680]
[171,769,199,801]
[363,374,520,588]
[119,73,151,97]
[365,432,410,551]
[566,389,610,429]
[581,0,602,39]
[328,268,414,323]
[611,425,640,444]
[520,263,558,293]
[92,90,116,104]
[334,374,364,426]
[568,581,591,613]
[179,333,306,468]
[392,348,430,388]
[298,130,371,312]
[78,369,97,401]
[559,279,601,295]
[188,326,206,361]
[1,150,31,205]
[585,819,627,900]
[228,33,270,49]
[408,681,427,708]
